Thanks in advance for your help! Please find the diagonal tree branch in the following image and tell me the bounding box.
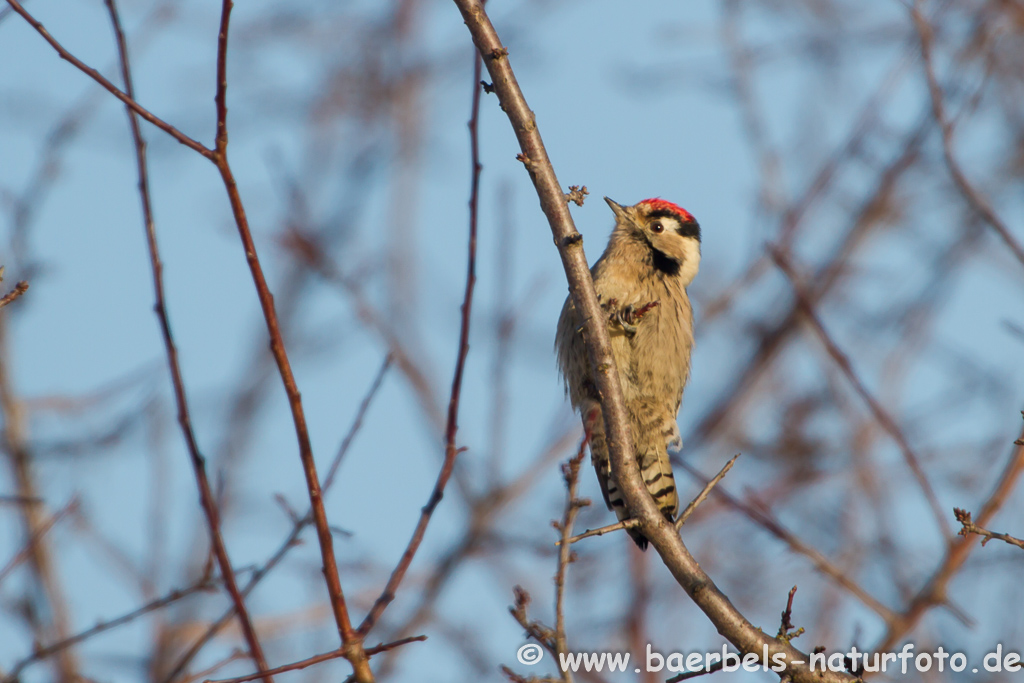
[0,281,29,310]
[874,413,1024,652]
[450,3,854,682]
[3,0,212,159]
[770,246,950,537]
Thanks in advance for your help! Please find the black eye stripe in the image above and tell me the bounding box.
[676,220,701,241]
[647,209,700,242]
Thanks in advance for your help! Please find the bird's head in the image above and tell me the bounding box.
[604,197,701,285]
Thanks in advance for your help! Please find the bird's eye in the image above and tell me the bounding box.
[651,222,664,234]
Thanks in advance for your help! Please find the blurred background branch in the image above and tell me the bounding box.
[1,0,1022,681]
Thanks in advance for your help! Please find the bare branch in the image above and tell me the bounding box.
[561,455,738,546]
[675,454,739,529]
[910,0,1024,268]
[357,41,482,638]
[554,444,589,683]
[0,498,78,588]
[451,3,854,681]
[0,281,29,310]
[770,246,950,537]
[103,0,272,676]
[874,414,1024,651]
[954,508,1024,550]
[204,637,427,683]
[6,578,218,679]
[3,0,212,159]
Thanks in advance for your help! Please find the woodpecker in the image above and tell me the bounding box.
[555,197,700,549]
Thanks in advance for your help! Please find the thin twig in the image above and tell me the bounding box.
[159,362,394,683]
[103,0,272,678]
[0,281,29,310]
[205,636,427,683]
[953,508,1024,550]
[508,587,558,661]
[0,498,78,587]
[910,0,1024,269]
[3,0,212,159]
[5,578,218,679]
[356,42,482,639]
[205,1,370,678]
[665,661,724,683]
[675,459,899,626]
[776,586,804,642]
[452,6,853,681]
[675,455,739,529]
[183,651,250,683]
[554,444,589,683]
[559,455,737,545]
[371,427,576,679]
[770,246,950,537]
[874,413,1024,652]
[323,355,392,490]
[558,518,640,546]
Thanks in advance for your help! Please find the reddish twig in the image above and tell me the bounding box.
[358,37,483,635]
[206,2,370,678]
[371,427,577,679]
[204,636,427,683]
[770,246,950,537]
[3,0,212,159]
[357,42,482,639]
[159,359,394,682]
[102,0,272,678]
[777,586,804,642]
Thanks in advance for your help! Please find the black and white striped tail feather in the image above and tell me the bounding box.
[585,403,679,550]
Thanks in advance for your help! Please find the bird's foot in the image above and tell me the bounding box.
[615,300,659,336]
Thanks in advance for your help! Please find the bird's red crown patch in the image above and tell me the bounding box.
[641,198,694,222]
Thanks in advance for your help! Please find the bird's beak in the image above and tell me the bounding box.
[604,197,628,221]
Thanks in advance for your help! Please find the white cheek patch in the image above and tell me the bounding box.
[678,239,701,285]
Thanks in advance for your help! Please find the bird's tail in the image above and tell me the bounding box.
[584,400,679,551]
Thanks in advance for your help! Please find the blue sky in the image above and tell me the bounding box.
[2,0,1023,681]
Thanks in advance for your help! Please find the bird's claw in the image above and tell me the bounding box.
[582,298,659,336]
[614,301,659,336]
